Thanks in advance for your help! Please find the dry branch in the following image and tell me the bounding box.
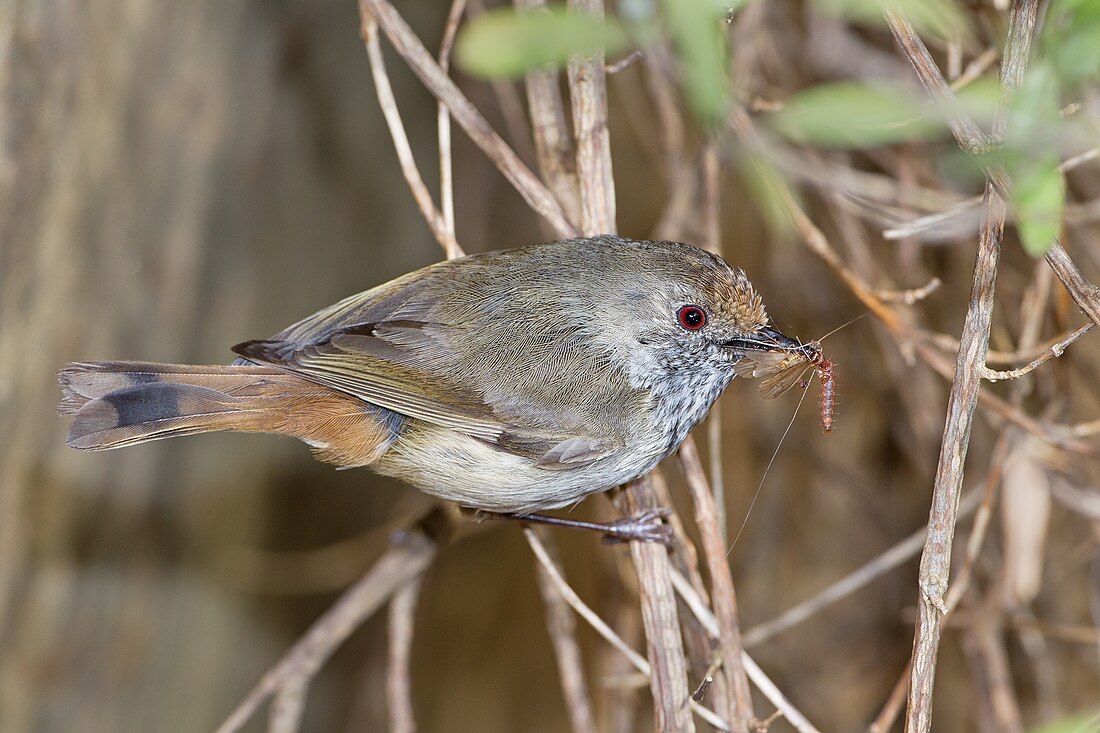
[359,0,580,239]
[532,529,598,733]
[387,577,424,733]
[678,436,754,730]
[889,4,1038,730]
[214,527,438,733]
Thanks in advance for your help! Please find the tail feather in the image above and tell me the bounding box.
[58,361,400,466]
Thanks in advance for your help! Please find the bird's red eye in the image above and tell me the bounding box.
[677,305,706,330]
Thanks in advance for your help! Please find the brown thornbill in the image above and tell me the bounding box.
[59,235,803,535]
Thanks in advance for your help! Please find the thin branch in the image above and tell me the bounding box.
[436,0,467,258]
[362,17,462,257]
[902,3,1039,728]
[669,571,823,733]
[523,528,729,731]
[532,529,598,733]
[743,488,984,648]
[214,527,438,733]
[268,676,308,733]
[387,577,424,733]
[981,322,1092,381]
[874,277,942,305]
[678,436,754,730]
[701,142,728,543]
[358,0,580,239]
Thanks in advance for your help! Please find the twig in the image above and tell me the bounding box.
[361,17,462,257]
[515,0,580,223]
[874,277,942,305]
[532,529,598,733]
[913,338,1098,454]
[387,577,424,733]
[678,436,754,731]
[268,676,308,733]
[651,468,728,701]
[928,323,1094,368]
[868,661,911,733]
[669,571,823,733]
[568,0,616,234]
[358,0,580,239]
[980,323,1092,381]
[616,477,696,732]
[436,0,466,258]
[523,528,729,731]
[701,141,728,542]
[214,527,438,733]
[742,487,984,648]
[901,4,1039,729]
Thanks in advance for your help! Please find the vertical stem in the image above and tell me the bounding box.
[904,3,1038,731]
[387,577,424,733]
[567,0,616,234]
[619,477,695,732]
[680,436,754,732]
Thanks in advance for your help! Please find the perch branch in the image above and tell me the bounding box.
[679,436,754,730]
[524,529,728,731]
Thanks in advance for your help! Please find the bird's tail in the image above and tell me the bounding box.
[57,361,396,466]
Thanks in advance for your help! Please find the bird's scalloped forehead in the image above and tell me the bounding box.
[597,238,768,327]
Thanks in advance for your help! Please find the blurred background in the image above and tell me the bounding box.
[2,1,1099,731]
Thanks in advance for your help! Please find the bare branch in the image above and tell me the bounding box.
[532,529,598,733]
[362,17,462,257]
[387,577,424,733]
[524,528,728,731]
[436,0,467,258]
[678,436,754,730]
[358,0,580,238]
[214,528,438,733]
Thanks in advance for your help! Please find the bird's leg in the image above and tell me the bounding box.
[466,508,673,544]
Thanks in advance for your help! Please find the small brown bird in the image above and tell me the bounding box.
[59,236,801,517]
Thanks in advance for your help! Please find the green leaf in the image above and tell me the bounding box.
[1013,157,1064,257]
[771,83,941,148]
[456,7,631,79]
[661,0,731,127]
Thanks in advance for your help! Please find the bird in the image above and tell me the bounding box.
[59,235,800,524]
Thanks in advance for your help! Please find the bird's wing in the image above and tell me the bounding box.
[232,263,624,468]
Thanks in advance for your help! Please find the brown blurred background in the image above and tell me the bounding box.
[3,2,1099,732]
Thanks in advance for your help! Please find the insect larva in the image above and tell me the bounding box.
[817,358,835,433]
[735,339,837,433]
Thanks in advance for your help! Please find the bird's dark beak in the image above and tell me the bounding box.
[722,326,804,353]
